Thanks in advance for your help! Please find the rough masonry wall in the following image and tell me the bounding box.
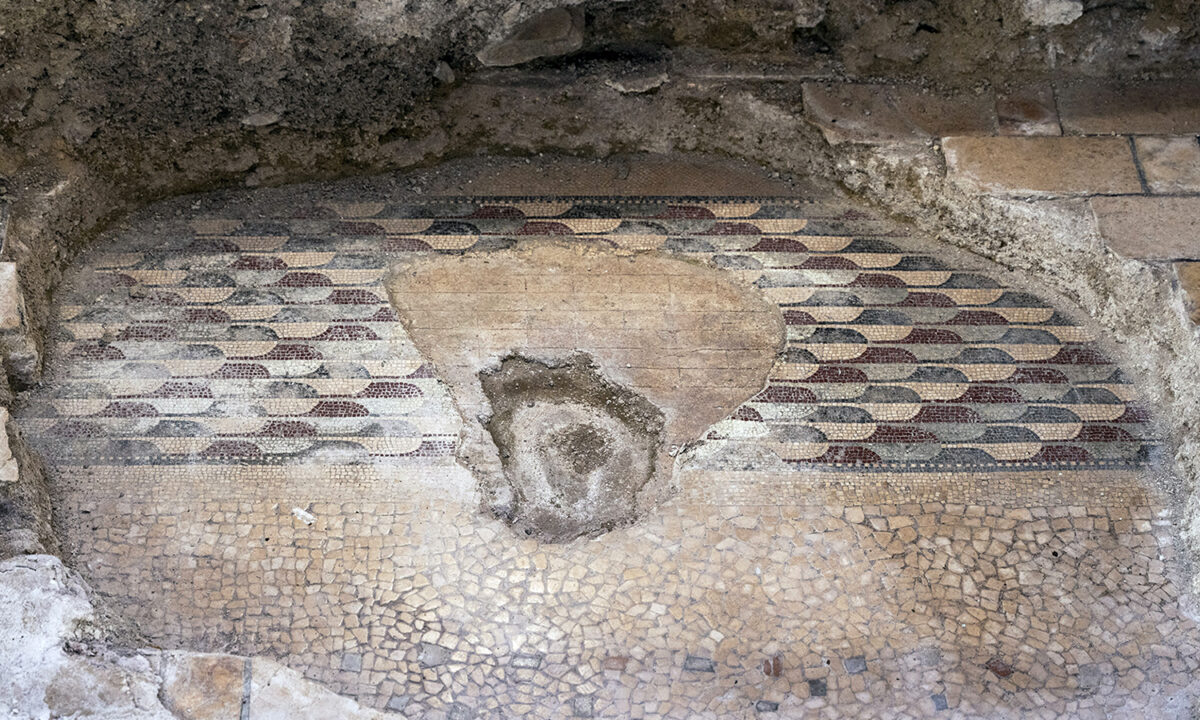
[2,0,1198,338]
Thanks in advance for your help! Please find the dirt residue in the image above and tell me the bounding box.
[481,354,663,542]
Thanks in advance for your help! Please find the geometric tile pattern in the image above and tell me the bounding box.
[23,197,1155,472]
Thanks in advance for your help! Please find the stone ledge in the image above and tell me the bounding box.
[1092,196,1200,260]
[0,261,38,386]
[943,136,1143,196]
[1057,80,1200,136]
[802,82,996,144]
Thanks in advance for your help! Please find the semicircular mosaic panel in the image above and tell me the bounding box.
[23,196,1155,473]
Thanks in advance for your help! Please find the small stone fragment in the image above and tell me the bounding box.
[240,111,280,127]
[447,702,475,720]
[340,652,362,672]
[683,655,716,672]
[0,262,25,331]
[572,695,594,717]
[843,656,867,674]
[418,643,451,668]
[604,72,668,95]
[793,0,827,28]
[510,652,544,669]
[1021,0,1082,26]
[476,7,584,67]
[986,657,1014,678]
[434,61,456,85]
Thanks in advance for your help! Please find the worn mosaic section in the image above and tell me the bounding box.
[21,197,1155,475]
[49,466,1200,719]
[19,192,1194,718]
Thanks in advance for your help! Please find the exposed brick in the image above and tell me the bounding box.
[1057,80,1200,135]
[996,85,1060,136]
[803,83,996,144]
[1092,197,1200,259]
[943,136,1142,195]
[1134,136,1200,194]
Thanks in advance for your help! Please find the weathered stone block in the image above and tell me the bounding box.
[943,136,1142,195]
[1058,80,1200,135]
[803,83,996,144]
[159,653,246,720]
[1092,197,1200,260]
[996,85,1060,136]
[1174,262,1200,324]
[1135,136,1200,194]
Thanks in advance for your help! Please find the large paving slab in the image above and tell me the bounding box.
[15,163,1196,719]
[1092,196,1200,260]
[943,136,1143,195]
[1057,80,1200,136]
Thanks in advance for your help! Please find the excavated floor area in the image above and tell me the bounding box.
[15,162,1200,718]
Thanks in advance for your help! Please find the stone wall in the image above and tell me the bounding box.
[2,0,1198,331]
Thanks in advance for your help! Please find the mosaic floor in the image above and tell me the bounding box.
[19,168,1200,718]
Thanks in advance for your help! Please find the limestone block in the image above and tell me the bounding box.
[1092,196,1200,260]
[1135,137,1200,194]
[943,136,1142,195]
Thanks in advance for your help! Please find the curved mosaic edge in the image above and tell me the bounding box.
[22,196,1157,473]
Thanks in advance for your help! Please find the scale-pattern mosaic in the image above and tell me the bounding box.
[23,197,1155,473]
